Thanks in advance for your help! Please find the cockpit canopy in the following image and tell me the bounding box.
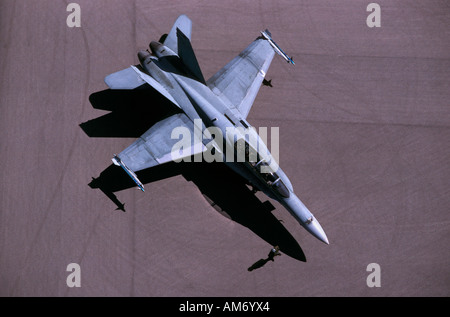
[235,140,290,198]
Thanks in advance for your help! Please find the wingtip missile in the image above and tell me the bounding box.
[260,29,295,65]
[112,155,145,192]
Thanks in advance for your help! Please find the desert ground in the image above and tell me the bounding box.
[0,0,449,296]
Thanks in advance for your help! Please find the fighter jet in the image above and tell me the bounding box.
[102,15,329,245]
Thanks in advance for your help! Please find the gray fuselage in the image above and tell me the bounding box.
[137,41,329,244]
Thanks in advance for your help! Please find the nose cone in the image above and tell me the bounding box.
[283,193,329,245]
[303,217,329,245]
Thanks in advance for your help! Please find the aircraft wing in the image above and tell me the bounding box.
[116,113,205,172]
[104,66,181,109]
[206,38,275,119]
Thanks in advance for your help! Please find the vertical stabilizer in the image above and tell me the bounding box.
[176,28,205,84]
[163,15,192,55]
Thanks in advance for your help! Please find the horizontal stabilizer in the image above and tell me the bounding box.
[104,67,146,89]
[130,66,181,108]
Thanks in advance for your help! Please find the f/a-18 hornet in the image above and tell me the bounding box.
[103,15,329,245]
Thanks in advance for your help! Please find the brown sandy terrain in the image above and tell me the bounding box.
[0,0,449,296]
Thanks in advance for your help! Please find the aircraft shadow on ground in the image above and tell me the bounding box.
[80,87,182,138]
[82,89,306,262]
